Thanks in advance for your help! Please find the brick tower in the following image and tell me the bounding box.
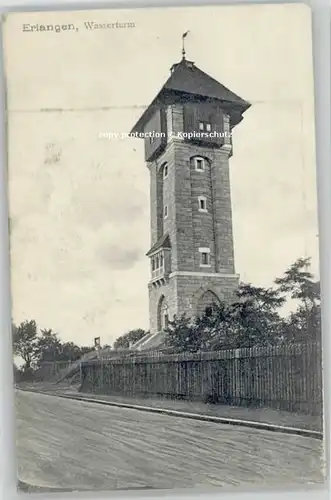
[131,56,250,343]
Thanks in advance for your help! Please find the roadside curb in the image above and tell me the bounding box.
[16,387,323,440]
[17,479,156,493]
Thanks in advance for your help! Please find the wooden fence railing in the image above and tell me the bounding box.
[33,360,73,381]
[80,342,323,415]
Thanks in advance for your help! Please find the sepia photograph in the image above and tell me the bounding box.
[2,2,325,494]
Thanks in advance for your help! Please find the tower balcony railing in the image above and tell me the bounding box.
[152,266,166,280]
[150,248,171,285]
[150,264,171,286]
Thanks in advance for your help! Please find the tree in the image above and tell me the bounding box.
[236,283,285,310]
[12,320,39,371]
[13,319,96,374]
[275,257,321,343]
[164,283,286,352]
[36,335,94,364]
[56,341,85,362]
[231,283,286,347]
[113,329,148,349]
[35,329,63,365]
[165,315,201,352]
[275,257,319,305]
[193,301,238,351]
[79,346,95,356]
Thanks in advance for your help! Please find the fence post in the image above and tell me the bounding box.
[100,357,103,390]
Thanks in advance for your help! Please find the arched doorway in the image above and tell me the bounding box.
[196,290,220,317]
[157,295,169,331]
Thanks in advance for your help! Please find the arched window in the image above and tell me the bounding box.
[196,290,220,317]
[159,161,168,179]
[157,295,169,331]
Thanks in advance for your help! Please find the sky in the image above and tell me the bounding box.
[4,3,319,347]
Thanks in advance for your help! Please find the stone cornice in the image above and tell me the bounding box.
[169,271,239,279]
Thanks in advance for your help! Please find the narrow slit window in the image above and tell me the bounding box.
[163,164,168,179]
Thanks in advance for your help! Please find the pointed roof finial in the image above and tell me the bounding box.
[182,31,189,60]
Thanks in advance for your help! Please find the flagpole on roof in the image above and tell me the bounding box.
[182,31,189,59]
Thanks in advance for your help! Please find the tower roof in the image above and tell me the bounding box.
[131,58,250,134]
[146,233,171,257]
[166,59,249,105]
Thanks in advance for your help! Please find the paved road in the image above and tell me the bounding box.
[16,390,324,492]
